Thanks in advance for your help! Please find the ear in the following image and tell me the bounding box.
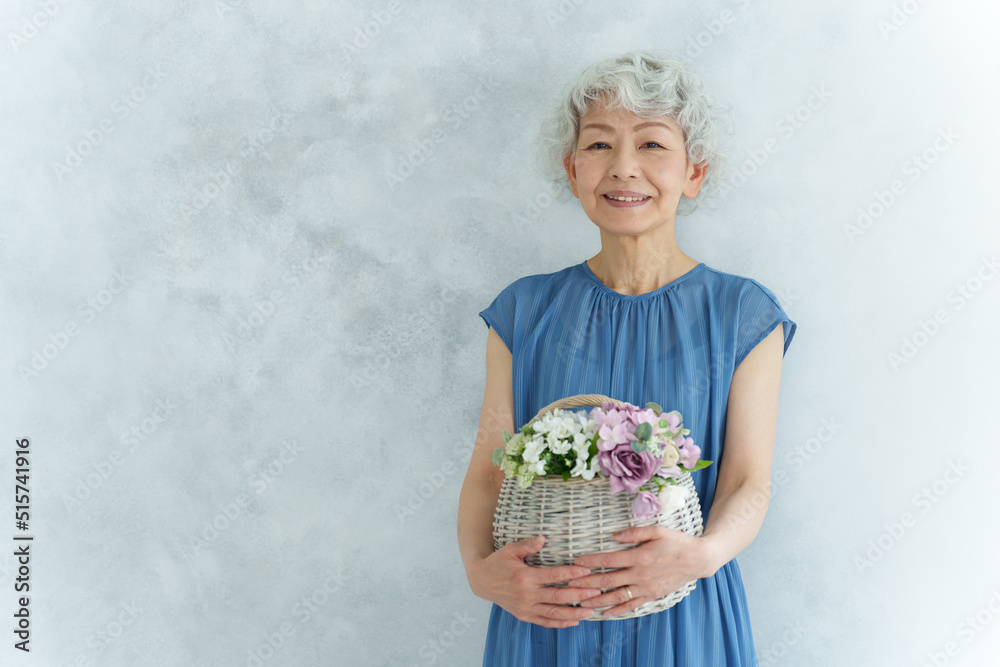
[562,150,580,199]
[681,159,709,199]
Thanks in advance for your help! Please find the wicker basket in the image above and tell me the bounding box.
[492,393,705,620]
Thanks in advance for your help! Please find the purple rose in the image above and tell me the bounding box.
[598,442,662,494]
[631,491,660,519]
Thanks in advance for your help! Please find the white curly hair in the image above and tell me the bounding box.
[536,50,734,216]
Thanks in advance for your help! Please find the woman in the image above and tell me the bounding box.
[457,50,797,666]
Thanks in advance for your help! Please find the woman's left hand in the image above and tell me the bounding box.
[567,526,718,618]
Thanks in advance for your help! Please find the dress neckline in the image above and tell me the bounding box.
[578,259,705,301]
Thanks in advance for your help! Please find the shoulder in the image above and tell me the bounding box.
[699,264,785,311]
[491,262,581,301]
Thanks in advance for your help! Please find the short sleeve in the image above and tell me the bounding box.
[734,280,797,369]
[479,282,516,354]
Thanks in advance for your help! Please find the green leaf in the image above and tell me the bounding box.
[684,459,713,472]
[645,401,662,415]
[631,440,646,453]
[658,419,669,428]
[562,470,571,482]
[491,448,504,466]
[634,422,652,441]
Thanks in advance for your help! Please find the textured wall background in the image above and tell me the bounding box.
[1,1,999,665]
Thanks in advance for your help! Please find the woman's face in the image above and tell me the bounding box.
[563,100,707,237]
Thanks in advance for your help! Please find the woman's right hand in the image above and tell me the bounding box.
[468,535,604,629]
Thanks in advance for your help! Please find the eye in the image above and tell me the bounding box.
[642,142,663,149]
[584,142,609,149]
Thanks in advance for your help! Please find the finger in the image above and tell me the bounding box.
[506,535,545,557]
[565,567,628,591]
[583,587,638,615]
[572,547,644,570]
[599,598,641,618]
[538,584,604,606]
[532,602,597,623]
[526,563,593,585]
[535,617,583,629]
[612,526,660,543]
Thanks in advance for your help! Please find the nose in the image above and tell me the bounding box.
[609,145,640,180]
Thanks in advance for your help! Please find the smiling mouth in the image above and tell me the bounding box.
[604,194,650,202]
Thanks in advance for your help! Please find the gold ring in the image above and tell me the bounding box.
[624,586,633,601]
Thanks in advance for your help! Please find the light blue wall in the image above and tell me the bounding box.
[1,1,998,665]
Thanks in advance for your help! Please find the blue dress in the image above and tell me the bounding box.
[477,259,797,666]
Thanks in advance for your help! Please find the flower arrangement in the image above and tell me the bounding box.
[491,400,712,519]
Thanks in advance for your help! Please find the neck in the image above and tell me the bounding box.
[587,228,698,296]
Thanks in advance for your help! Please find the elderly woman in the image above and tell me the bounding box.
[458,50,797,666]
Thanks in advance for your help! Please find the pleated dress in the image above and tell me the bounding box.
[477,258,797,667]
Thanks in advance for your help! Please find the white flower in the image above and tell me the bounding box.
[570,456,589,478]
[566,415,584,435]
[546,432,572,455]
[528,459,546,475]
[658,483,689,515]
[522,436,545,463]
[661,443,680,467]
[574,455,600,481]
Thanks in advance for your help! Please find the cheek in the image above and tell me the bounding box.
[572,161,604,192]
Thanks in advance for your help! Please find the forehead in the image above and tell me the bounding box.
[578,105,682,135]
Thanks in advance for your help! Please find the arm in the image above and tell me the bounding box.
[457,326,515,573]
[457,326,602,628]
[698,323,786,575]
[566,323,788,617]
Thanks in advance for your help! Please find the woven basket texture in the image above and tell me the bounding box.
[491,394,705,620]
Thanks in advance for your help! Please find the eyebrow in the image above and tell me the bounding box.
[579,121,678,133]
